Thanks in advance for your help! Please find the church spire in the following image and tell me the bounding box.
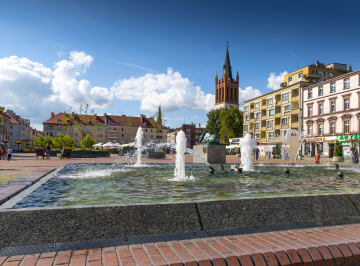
[222,44,233,80]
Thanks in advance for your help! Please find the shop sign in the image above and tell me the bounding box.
[304,137,325,142]
[339,134,360,140]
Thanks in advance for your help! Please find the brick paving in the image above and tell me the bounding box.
[1,224,360,265]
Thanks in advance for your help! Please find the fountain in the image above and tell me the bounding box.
[239,133,257,171]
[173,130,193,181]
[282,129,303,164]
[134,127,144,166]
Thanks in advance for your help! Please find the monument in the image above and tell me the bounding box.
[193,130,226,164]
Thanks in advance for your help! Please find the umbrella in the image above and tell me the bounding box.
[103,142,115,148]
[92,143,103,147]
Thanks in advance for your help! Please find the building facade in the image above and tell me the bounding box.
[0,107,11,142]
[215,47,239,109]
[302,70,360,158]
[43,113,167,146]
[6,110,32,151]
[243,62,351,152]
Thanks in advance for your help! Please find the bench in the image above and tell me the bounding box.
[35,149,45,159]
[61,149,72,159]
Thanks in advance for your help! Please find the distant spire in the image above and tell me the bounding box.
[222,46,233,80]
[237,71,239,79]
[215,71,218,79]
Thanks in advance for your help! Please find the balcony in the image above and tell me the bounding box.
[250,108,254,113]
[280,82,287,87]
[261,138,266,142]
[261,116,266,120]
[291,95,299,101]
[281,124,288,129]
[291,109,299,114]
[275,125,281,130]
[250,118,254,123]
[261,126,266,131]
[275,113,281,118]
[291,122,299,128]
[107,136,117,139]
[261,105,267,110]
[305,73,322,79]
[107,129,118,133]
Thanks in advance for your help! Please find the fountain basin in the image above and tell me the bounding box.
[2,163,360,249]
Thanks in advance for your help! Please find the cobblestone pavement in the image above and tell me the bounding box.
[2,223,360,266]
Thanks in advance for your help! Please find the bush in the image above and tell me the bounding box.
[33,135,54,147]
[53,134,76,149]
[334,140,343,157]
[80,135,96,148]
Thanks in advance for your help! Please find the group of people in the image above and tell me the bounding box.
[0,144,13,161]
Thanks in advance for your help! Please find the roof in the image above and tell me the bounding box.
[43,113,105,125]
[222,47,233,80]
[5,112,19,124]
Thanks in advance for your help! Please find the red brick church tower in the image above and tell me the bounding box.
[215,45,239,109]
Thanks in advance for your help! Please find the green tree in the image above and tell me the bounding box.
[334,140,343,157]
[205,106,243,142]
[0,107,7,140]
[53,134,76,149]
[80,135,96,148]
[33,135,54,148]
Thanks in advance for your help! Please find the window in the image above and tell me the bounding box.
[267,120,273,127]
[281,118,288,125]
[308,106,312,117]
[144,129,147,132]
[144,135,147,138]
[46,125,53,130]
[57,119,62,122]
[308,89,312,99]
[269,109,275,115]
[269,132,274,138]
[312,71,318,74]
[323,72,326,77]
[282,93,288,100]
[75,133,78,137]
[344,78,350,89]
[267,98,273,105]
[246,115,250,120]
[331,82,336,92]
[122,128,124,131]
[331,101,336,113]
[329,73,334,78]
[344,121,350,134]
[319,104,323,115]
[150,135,153,139]
[244,125,248,131]
[330,122,335,135]
[122,134,125,137]
[129,134,132,138]
[344,98,350,110]
[244,106,248,112]
[57,125,62,130]
[318,124,323,136]
[98,128,103,132]
[289,77,293,82]
[57,132,60,136]
[318,86,323,96]
[255,123,259,129]
[255,103,259,108]
[82,134,86,138]
[298,73,302,79]
[256,112,261,118]
[284,105,291,112]
[307,125,312,135]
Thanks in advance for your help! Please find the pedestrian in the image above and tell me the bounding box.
[45,142,51,159]
[272,148,276,159]
[255,147,259,160]
[7,146,13,161]
[0,148,2,160]
[315,150,320,164]
[350,143,359,164]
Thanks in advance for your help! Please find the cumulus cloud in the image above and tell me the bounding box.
[238,86,262,109]
[267,71,288,90]
[110,68,215,113]
[0,52,114,129]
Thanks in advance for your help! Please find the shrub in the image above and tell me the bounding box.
[334,140,343,157]
[80,135,97,148]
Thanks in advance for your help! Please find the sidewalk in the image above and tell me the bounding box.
[1,223,360,266]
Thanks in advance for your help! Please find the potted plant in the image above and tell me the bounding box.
[2,139,9,147]
[236,147,241,157]
[15,141,22,151]
[333,140,344,162]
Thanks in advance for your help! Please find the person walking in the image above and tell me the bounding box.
[255,147,259,160]
[46,142,51,159]
[315,151,320,164]
[7,146,13,161]
[350,143,359,164]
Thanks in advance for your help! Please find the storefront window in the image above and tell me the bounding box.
[316,142,323,155]
[344,121,350,134]
[304,143,310,155]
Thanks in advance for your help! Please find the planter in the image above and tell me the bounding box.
[71,150,110,158]
[146,151,166,159]
[333,156,344,162]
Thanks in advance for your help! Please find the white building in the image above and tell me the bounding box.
[302,69,360,158]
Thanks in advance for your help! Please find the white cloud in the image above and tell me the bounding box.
[57,50,65,57]
[110,68,215,113]
[239,86,262,109]
[267,71,288,90]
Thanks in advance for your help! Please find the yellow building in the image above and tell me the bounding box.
[243,62,351,145]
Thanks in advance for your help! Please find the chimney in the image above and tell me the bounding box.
[348,66,352,71]
[51,112,55,118]
[104,113,108,125]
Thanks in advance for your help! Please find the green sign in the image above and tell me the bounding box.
[339,134,360,140]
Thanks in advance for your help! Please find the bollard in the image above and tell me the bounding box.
[237,167,243,173]
[335,163,339,170]
[220,164,224,171]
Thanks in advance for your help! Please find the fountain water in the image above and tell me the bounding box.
[173,130,193,181]
[134,127,144,166]
[282,129,303,164]
[239,133,257,172]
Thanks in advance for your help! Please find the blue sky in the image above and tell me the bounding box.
[1,0,360,130]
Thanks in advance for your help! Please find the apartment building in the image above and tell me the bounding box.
[43,113,167,146]
[243,62,351,151]
[6,110,32,151]
[302,70,360,158]
[0,107,11,142]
